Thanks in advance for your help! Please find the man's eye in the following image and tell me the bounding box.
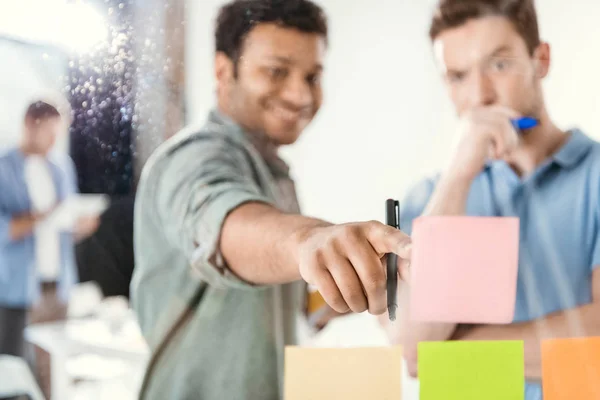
[491,58,512,72]
[448,72,465,84]
[268,67,287,79]
[307,73,321,86]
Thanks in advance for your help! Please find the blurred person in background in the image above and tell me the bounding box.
[0,100,99,399]
[131,0,411,399]
[382,1,600,399]
[76,195,135,299]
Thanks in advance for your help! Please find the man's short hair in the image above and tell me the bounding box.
[429,0,541,55]
[215,0,328,76]
[24,100,61,123]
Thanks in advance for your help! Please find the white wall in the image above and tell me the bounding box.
[186,1,600,397]
[186,0,600,225]
[0,39,69,153]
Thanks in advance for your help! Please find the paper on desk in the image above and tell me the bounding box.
[44,194,109,230]
[284,346,402,400]
[410,216,519,324]
[419,340,524,400]
[542,337,600,400]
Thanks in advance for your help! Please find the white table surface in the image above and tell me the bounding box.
[25,316,149,400]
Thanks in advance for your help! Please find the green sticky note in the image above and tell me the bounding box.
[418,340,524,400]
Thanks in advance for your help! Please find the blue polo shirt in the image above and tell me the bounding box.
[400,129,600,400]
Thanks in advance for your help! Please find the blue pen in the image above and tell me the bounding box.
[511,117,539,133]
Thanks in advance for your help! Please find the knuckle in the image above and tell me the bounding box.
[366,220,382,230]
[320,235,338,253]
[342,224,362,240]
[332,226,363,251]
[363,272,386,293]
[313,248,326,264]
[327,294,348,312]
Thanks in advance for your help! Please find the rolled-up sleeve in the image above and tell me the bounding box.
[156,137,275,290]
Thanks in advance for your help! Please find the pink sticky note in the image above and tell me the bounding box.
[410,216,519,324]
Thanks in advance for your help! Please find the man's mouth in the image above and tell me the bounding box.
[273,106,300,122]
[269,105,310,124]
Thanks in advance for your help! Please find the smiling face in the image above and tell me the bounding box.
[434,15,550,119]
[216,23,326,145]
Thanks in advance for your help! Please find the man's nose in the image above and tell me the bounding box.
[471,70,497,107]
[279,76,312,109]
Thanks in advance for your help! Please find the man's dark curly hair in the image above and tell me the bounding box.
[215,0,328,77]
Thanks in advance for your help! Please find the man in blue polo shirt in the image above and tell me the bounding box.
[385,1,600,399]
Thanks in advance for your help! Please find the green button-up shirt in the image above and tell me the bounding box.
[132,109,307,400]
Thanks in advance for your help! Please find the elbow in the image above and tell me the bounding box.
[406,358,419,379]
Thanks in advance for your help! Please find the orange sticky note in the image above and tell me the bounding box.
[284,346,402,400]
[410,216,519,324]
[542,337,600,400]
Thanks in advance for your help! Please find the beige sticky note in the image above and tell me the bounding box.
[284,346,403,400]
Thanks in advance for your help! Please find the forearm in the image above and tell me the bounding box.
[9,214,38,241]
[424,173,472,216]
[392,172,472,375]
[383,281,456,377]
[454,301,600,379]
[221,202,331,285]
[402,321,457,377]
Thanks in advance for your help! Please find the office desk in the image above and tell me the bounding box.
[25,316,149,399]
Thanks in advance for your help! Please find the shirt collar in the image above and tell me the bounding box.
[485,128,593,171]
[208,108,245,139]
[552,129,594,168]
[208,108,291,176]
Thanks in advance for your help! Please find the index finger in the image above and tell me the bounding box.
[363,221,412,259]
[487,105,522,120]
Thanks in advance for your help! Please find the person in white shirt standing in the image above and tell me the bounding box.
[0,100,99,399]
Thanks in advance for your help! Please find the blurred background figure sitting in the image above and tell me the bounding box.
[0,99,99,399]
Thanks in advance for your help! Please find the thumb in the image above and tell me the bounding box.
[365,221,412,258]
[398,257,411,282]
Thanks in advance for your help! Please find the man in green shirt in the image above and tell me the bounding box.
[131,1,412,399]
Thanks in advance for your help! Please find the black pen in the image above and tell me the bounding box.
[385,199,400,321]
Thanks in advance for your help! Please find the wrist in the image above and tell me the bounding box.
[288,220,330,277]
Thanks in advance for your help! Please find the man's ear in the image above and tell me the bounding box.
[215,51,235,89]
[533,42,551,79]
